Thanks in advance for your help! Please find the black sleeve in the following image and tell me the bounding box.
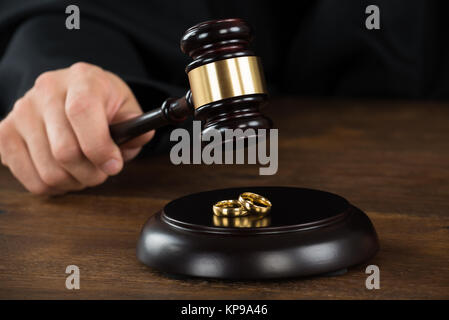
[0,3,189,153]
[0,14,169,111]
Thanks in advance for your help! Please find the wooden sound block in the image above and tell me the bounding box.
[137,187,379,280]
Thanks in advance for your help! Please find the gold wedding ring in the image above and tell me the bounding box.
[238,192,272,216]
[213,200,248,217]
[212,192,272,223]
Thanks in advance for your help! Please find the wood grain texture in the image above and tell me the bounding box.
[0,98,448,299]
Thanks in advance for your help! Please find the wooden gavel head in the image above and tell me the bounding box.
[110,18,272,145]
[181,18,272,137]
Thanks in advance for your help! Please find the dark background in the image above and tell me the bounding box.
[1,0,448,119]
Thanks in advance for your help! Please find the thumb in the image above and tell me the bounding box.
[112,109,155,151]
[107,77,155,151]
[112,101,155,161]
[104,73,155,156]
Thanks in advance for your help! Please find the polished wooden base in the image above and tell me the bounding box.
[137,186,379,280]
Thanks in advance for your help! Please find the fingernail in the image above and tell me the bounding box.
[101,159,121,176]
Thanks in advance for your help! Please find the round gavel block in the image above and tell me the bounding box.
[137,187,379,280]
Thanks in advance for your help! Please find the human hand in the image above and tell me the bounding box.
[0,62,154,195]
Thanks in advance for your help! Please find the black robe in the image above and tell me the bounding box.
[1,0,448,150]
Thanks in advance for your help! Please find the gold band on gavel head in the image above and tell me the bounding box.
[187,56,268,109]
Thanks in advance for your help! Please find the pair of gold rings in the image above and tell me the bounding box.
[212,192,272,217]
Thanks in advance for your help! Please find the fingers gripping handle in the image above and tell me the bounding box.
[109,92,193,145]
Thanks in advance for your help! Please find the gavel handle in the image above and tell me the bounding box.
[109,91,194,145]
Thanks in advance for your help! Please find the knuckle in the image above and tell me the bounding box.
[71,62,109,90]
[70,62,104,80]
[12,95,37,123]
[34,71,56,90]
[92,72,111,92]
[12,96,29,114]
[70,62,94,74]
[52,143,82,164]
[40,168,69,187]
[65,96,92,118]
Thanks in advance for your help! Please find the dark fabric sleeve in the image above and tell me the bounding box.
[0,5,188,153]
[2,0,448,119]
[0,13,170,114]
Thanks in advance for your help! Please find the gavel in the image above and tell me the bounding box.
[109,18,272,145]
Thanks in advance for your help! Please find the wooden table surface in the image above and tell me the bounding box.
[0,98,448,299]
